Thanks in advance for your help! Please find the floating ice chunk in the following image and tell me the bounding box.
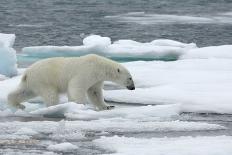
[0,33,17,77]
[83,35,111,46]
[22,35,194,61]
[181,45,232,59]
[94,135,232,155]
[0,47,17,77]
[151,39,197,49]
[47,142,78,152]
[14,127,38,136]
[0,33,16,48]
[113,39,144,46]
[108,41,185,60]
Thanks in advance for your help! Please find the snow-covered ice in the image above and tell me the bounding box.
[94,135,232,155]
[47,142,78,152]
[14,127,38,136]
[181,45,232,59]
[22,35,196,60]
[0,33,16,48]
[104,59,232,114]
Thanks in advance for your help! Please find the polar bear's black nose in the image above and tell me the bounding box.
[127,84,135,90]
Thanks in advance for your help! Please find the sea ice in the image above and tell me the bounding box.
[0,33,16,48]
[181,45,232,59]
[104,59,232,114]
[47,142,78,152]
[94,135,232,155]
[14,127,38,136]
[22,35,196,60]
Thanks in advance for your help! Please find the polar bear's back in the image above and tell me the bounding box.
[24,57,69,91]
[22,54,122,93]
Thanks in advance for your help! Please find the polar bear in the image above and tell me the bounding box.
[8,54,135,110]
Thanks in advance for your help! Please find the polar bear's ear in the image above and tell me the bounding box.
[117,68,120,73]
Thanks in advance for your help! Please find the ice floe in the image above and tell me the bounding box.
[181,45,232,59]
[22,35,196,61]
[47,142,78,152]
[104,59,232,114]
[0,33,16,48]
[14,127,38,136]
[94,135,232,155]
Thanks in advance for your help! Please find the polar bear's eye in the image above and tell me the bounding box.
[117,68,120,73]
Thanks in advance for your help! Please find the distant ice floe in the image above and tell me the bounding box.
[22,35,197,61]
[9,23,53,28]
[94,135,232,155]
[0,33,17,77]
[105,12,232,25]
[21,34,232,61]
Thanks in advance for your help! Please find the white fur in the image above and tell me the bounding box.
[8,54,134,110]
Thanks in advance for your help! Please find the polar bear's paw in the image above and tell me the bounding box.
[106,105,115,110]
[100,105,115,110]
[17,104,26,110]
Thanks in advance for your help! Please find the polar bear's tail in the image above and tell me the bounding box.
[7,86,27,109]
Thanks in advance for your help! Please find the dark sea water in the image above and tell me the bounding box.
[0,0,232,52]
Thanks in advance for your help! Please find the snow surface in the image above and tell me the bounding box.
[104,59,232,114]
[94,135,232,155]
[22,35,196,60]
[181,45,232,59]
[14,127,38,136]
[47,142,78,152]
[0,33,17,77]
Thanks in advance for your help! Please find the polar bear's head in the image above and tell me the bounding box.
[113,65,135,90]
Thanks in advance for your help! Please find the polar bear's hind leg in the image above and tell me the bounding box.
[38,86,59,107]
[8,87,36,109]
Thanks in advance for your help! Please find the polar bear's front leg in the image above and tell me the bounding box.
[87,82,114,110]
[68,78,87,104]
